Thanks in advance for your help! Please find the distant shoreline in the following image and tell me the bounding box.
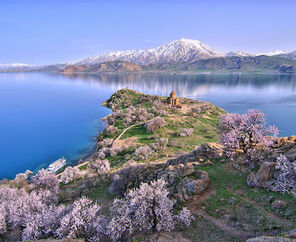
[1,70,295,76]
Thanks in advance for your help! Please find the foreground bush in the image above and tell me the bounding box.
[0,178,193,241]
[272,155,296,196]
[219,109,278,163]
[59,166,85,184]
[56,197,106,241]
[107,178,194,240]
[31,169,60,194]
[0,204,6,235]
[0,186,62,239]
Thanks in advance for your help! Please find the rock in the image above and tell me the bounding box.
[186,156,197,163]
[271,200,287,210]
[256,162,276,187]
[167,143,224,167]
[246,236,294,241]
[247,171,259,188]
[177,170,210,201]
[188,161,202,167]
[236,155,246,164]
[247,162,276,188]
[167,165,175,171]
[204,160,214,166]
[177,163,194,176]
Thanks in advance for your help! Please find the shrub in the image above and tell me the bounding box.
[219,109,278,163]
[135,108,149,122]
[272,155,296,196]
[98,138,113,148]
[178,128,194,137]
[133,145,153,161]
[145,117,167,133]
[0,186,64,239]
[105,125,119,136]
[0,185,106,241]
[151,100,168,116]
[123,117,132,127]
[175,207,194,227]
[31,169,60,194]
[90,159,110,175]
[15,170,33,180]
[150,138,168,151]
[0,204,6,235]
[56,197,105,241]
[98,144,129,159]
[59,166,84,184]
[107,179,193,240]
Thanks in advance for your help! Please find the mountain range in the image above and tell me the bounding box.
[2,39,296,74]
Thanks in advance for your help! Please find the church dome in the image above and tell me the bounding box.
[170,90,177,98]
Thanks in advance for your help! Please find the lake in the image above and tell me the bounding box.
[1,72,296,179]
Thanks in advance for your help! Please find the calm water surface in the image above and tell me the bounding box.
[1,72,296,178]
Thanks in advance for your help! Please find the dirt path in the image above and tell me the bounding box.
[111,120,151,147]
[112,116,163,146]
[228,187,294,227]
[187,189,255,240]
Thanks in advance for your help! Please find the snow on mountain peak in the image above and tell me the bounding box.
[0,63,32,67]
[226,51,254,57]
[75,38,223,65]
[255,50,289,56]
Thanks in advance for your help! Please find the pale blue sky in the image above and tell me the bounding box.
[1,0,295,64]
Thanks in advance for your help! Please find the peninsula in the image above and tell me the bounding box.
[1,89,296,242]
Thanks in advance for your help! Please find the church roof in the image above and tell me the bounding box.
[170,90,176,97]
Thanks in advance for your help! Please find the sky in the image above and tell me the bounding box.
[1,0,296,65]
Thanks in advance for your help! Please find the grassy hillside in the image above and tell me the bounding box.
[146,55,296,74]
[79,90,296,241]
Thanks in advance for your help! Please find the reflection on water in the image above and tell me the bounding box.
[59,72,296,98]
[58,72,296,137]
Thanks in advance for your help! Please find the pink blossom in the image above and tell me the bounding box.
[145,116,168,133]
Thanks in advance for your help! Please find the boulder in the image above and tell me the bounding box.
[188,161,202,167]
[176,170,210,201]
[247,162,276,188]
[271,200,287,210]
[256,162,276,186]
[166,143,224,167]
[176,163,194,176]
[247,171,259,188]
[204,160,214,166]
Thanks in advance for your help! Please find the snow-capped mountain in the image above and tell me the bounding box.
[75,39,224,65]
[226,51,254,57]
[255,50,288,56]
[276,50,296,61]
[0,63,34,69]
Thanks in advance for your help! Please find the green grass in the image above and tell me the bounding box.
[85,180,114,204]
[197,161,296,233]
[78,163,88,170]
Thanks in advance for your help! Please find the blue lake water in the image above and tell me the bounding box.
[1,72,296,178]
